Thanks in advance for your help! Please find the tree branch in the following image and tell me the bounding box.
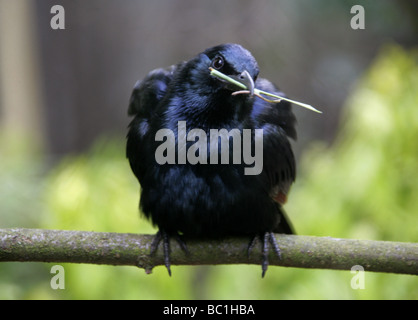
[0,228,417,275]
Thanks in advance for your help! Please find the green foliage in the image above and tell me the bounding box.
[286,44,418,299]
[1,44,417,299]
[41,140,198,299]
[0,132,45,228]
[288,44,418,243]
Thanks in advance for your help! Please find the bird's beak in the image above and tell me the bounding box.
[229,70,255,95]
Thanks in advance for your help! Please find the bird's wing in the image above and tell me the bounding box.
[128,64,178,117]
[126,65,178,181]
[251,78,297,233]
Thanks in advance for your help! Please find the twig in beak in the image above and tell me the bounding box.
[232,90,282,103]
[210,67,322,113]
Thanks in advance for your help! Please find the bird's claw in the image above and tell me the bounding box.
[150,230,189,276]
[247,232,281,278]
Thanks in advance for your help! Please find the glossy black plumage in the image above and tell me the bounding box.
[127,44,297,276]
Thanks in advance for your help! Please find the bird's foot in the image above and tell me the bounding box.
[150,230,189,276]
[248,232,281,278]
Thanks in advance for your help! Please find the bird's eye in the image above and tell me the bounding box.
[211,56,224,70]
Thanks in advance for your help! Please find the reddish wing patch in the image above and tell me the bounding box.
[272,191,287,205]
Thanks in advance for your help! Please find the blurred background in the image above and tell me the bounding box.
[0,0,417,299]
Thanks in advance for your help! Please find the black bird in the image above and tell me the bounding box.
[127,44,296,277]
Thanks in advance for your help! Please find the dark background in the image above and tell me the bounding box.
[1,0,416,159]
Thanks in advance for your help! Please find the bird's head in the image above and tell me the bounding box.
[183,43,259,97]
[179,44,322,114]
[204,44,259,95]
[172,44,264,125]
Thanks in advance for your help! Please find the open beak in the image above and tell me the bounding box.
[210,67,323,113]
[229,70,255,95]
